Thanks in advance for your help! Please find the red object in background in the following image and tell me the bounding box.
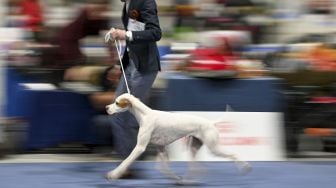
[184,35,242,78]
[187,36,237,72]
[20,0,43,31]
[304,128,335,137]
[309,97,336,104]
[187,48,237,71]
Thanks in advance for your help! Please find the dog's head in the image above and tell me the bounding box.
[106,93,133,115]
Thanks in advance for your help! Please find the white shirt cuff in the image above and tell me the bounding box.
[126,31,133,41]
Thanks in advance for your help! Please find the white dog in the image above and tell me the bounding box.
[105,93,251,181]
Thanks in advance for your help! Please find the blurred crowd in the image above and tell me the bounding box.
[2,0,336,78]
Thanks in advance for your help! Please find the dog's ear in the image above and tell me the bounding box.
[117,98,131,108]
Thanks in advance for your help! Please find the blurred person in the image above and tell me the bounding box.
[216,0,226,4]
[48,0,110,68]
[90,65,122,110]
[174,0,193,27]
[106,0,161,178]
[41,0,113,84]
[89,65,122,148]
[307,0,333,15]
[62,64,122,151]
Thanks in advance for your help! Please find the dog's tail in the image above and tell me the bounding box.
[214,121,234,134]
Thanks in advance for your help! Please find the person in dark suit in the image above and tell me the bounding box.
[106,0,161,178]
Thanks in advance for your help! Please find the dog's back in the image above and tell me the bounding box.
[152,110,213,129]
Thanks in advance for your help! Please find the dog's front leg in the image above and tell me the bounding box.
[106,126,151,180]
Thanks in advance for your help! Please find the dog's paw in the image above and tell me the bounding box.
[175,178,202,186]
[105,170,120,180]
[237,161,252,175]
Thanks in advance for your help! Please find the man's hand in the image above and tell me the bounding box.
[109,28,127,40]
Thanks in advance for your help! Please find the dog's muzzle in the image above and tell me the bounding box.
[106,104,114,115]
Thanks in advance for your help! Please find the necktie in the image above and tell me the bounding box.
[126,0,130,13]
[122,3,128,27]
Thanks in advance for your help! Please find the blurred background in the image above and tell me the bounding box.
[0,0,335,161]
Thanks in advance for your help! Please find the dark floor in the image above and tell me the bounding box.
[0,161,335,188]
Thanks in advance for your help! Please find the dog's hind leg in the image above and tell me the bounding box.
[202,129,251,174]
[156,143,203,185]
[185,136,205,179]
[208,144,251,174]
[189,136,203,159]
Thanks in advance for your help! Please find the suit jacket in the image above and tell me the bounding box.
[121,0,162,73]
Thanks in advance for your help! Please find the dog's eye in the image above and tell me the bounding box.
[115,101,120,106]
